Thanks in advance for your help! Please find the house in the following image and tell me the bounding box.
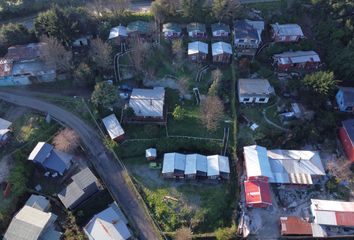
[73,37,90,48]
[211,23,230,38]
[185,154,207,179]
[310,199,354,227]
[128,87,165,121]
[0,43,56,86]
[109,25,128,44]
[207,155,230,180]
[271,23,304,43]
[127,21,152,37]
[188,41,208,62]
[280,216,313,236]
[162,23,182,39]
[339,119,354,161]
[4,195,61,240]
[102,114,125,141]
[273,50,321,72]
[233,20,264,57]
[244,178,272,208]
[187,22,207,38]
[58,168,101,209]
[336,87,354,112]
[162,153,186,178]
[244,145,326,185]
[238,78,274,104]
[146,148,157,161]
[0,117,12,145]
[28,142,72,175]
[212,41,232,63]
[84,202,131,240]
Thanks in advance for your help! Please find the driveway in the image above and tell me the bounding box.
[0,91,160,240]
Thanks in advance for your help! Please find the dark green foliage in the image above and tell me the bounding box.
[9,151,33,196]
[73,62,95,87]
[91,82,118,109]
[0,23,36,47]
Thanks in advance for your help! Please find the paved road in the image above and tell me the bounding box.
[0,91,160,240]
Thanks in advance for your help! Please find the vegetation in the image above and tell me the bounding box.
[302,71,338,96]
[52,128,80,153]
[172,105,186,121]
[91,82,118,109]
[175,226,192,240]
[89,38,113,73]
[200,96,224,132]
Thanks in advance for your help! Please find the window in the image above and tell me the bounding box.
[250,40,256,44]
[238,39,244,43]
[243,98,250,102]
[258,98,266,102]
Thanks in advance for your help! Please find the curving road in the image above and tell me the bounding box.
[0,91,160,240]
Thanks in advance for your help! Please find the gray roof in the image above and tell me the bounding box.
[28,142,53,164]
[127,20,151,34]
[25,194,50,212]
[211,23,230,33]
[187,22,206,33]
[129,87,165,118]
[342,119,354,143]
[162,23,182,33]
[234,20,259,40]
[339,87,354,106]
[58,168,100,209]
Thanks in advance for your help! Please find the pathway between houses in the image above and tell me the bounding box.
[262,99,289,132]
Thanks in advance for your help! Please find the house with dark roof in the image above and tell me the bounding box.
[0,43,56,86]
[234,20,264,57]
[187,22,207,39]
[339,119,354,162]
[211,23,230,38]
[336,87,354,112]
[28,142,72,175]
[162,23,182,39]
[58,168,101,210]
[127,21,152,38]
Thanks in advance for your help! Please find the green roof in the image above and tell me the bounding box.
[211,23,230,33]
[187,22,206,33]
[162,23,182,33]
[127,20,152,34]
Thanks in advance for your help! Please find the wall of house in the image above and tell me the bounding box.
[213,53,231,63]
[274,35,300,43]
[246,202,269,209]
[336,91,353,112]
[239,96,269,104]
[212,30,229,38]
[188,52,207,62]
[189,31,207,38]
[339,127,354,162]
[164,31,181,39]
[275,61,320,72]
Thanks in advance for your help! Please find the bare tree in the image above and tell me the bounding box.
[129,37,151,74]
[200,95,224,131]
[172,39,184,65]
[208,68,222,96]
[89,38,113,70]
[53,128,80,153]
[40,35,72,72]
[175,227,192,240]
[212,0,241,22]
[107,0,131,15]
[178,76,190,97]
[326,158,353,182]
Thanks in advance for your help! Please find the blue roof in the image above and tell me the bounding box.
[28,142,53,164]
[42,150,71,174]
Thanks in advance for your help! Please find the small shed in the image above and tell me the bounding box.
[238,78,274,104]
[280,216,313,236]
[109,25,128,44]
[162,153,186,178]
[188,41,208,62]
[185,154,197,179]
[211,23,230,38]
[212,41,232,63]
[102,114,125,141]
[206,155,220,179]
[244,179,272,208]
[336,87,354,113]
[162,23,182,39]
[218,155,230,179]
[271,23,304,43]
[145,148,157,161]
[187,22,207,38]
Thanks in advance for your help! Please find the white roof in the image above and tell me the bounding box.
[212,42,232,56]
[109,25,127,39]
[188,41,208,55]
[185,154,197,175]
[145,148,157,158]
[102,114,124,140]
[238,78,273,96]
[244,145,273,179]
[196,154,207,173]
[274,51,320,64]
[207,155,219,176]
[28,142,48,161]
[311,199,354,226]
[162,153,186,173]
[0,117,12,130]
[129,87,165,118]
[271,23,304,37]
[218,155,230,173]
[84,203,131,240]
[4,206,55,240]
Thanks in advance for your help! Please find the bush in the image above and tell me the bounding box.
[172,105,186,121]
[215,225,237,240]
[9,151,33,196]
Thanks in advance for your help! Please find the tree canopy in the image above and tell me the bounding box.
[91,82,118,109]
[302,71,338,96]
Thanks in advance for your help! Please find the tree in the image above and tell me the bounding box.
[172,39,184,65]
[107,0,131,15]
[53,128,80,153]
[63,212,87,240]
[40,35,72,72]
[178,76,190,97]
[89,38,113,71]
[91,82,118,109]
[212,0,241,22]
[208,69,222,96]
[200,95,224,131]
[215,225,237,240]
[180,0,206,20]
[173,105,186,120]
[129,37,151,74]
[73,63,95,87]
[175,227,192,240]
[302,71,338,96]
[0,23,36,47]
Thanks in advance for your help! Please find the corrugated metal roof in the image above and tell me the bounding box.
[109,25,127,39]
[211,22,230,33]
[162,153,175,174]
[280,216,312,236]
[145,148,157,158]
[188,41,208,55]
[342,119,354,144]
[244,179,272,205]
[185,154,197,175]
[102,114,124,140]
[28,142,53,163]
[212,41,232,56]
[163,23,182,33]
[0,117,12,130]
[207,155,219,176]
[338,87,354,106]
[244,145,274,179]
[129,87,165,118]
[187,22,206,33]
[196,154,207,173]
[271,23,304,37]
[72,167,99,189]
[25,195,50,212]
[238,78,273,96]
[218,155,230,173]
[274,51,320,64]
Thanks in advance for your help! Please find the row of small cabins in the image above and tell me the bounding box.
[242,145,354,238]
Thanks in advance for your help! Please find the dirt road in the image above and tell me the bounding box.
[0,91,160,240]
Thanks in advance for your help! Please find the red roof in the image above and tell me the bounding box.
[280,216,312,236]
[244,179,272,205]
[335,212,354,226]
[5,43,44,62]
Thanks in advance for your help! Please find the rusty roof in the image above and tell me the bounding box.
[280,216,312,236]
[5,43,45,62]
[244,179,272,206]
[0,58,13,77]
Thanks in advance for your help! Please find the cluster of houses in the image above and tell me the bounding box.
[242,145,354,237]
[162,152,230,180]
